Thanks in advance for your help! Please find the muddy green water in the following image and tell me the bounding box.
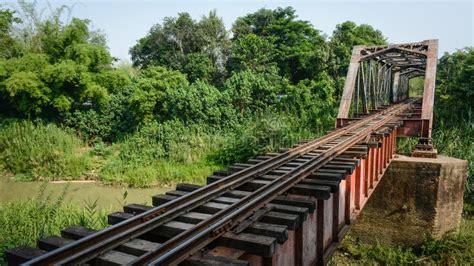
[0,178,171,210]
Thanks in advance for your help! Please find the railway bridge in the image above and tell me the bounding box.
[6,40,468,265]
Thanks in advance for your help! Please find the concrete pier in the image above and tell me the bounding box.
[349,155,468,245]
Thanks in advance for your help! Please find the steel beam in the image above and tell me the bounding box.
[337,45,365,119]
[421,39,438,138]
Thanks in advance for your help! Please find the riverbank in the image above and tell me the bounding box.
[0,176,171,210]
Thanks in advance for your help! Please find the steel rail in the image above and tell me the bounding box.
[141,100,414,265]
[24,100,415,265]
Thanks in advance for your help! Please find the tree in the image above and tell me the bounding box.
[280,73,336,130]
[130,11,229,82]
[195,10,230,75]
[223,69,282,115]
[231,7,328,83]
[329,21,386,78]
[0,8,120,118]
[0,7,22,58]
[162,80,236,126]
[227,33,277,73]
[436,48,474,124]
[183,52,216,82]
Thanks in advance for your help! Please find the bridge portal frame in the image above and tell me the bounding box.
[337,40,438,141]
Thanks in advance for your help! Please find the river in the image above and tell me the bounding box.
[0,177,172,210]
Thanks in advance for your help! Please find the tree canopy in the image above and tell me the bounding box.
[328,21,386,78]
[436,48,474,123]
[0,3,408,142]
[0,4,127,118]
[231,7,329,83]
[130,11,229,83]
[0,8,22,58]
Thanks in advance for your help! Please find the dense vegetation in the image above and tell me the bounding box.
[0,3,388,186]
[0,2,472,264]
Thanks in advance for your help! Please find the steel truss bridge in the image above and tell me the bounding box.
[7,40,439,266]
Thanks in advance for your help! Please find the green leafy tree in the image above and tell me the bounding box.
[232,7,328,83]
[183,52,216,82]
[2,71,50,114]
[227,33,277,73]
[130,11,229,83]
[0,7,22,58]
[280,73,336,130]
[162,80,236,126]
[223,69,282,115]
[0,6,121,118]
[436,48,474,124]
[195,10,230,75]
[329,21,386,77]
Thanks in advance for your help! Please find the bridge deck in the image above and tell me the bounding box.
[6,99,422,266]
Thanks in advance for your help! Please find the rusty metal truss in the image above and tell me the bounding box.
[337,40,438,144]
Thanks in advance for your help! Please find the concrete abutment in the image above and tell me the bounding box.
[349,154,468,245]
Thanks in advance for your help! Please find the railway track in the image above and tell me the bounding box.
[7,99,419,266]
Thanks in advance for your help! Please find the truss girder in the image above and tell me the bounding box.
[337,40,438,138]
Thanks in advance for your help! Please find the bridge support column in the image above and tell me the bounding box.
[348,155,468,245]
[421,39,438,139]
[392,72,400,103]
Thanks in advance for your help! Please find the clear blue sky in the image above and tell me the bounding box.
[3,0,473,61]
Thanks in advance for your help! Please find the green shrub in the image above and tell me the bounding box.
[223,69,280,115]
[62,86,137,142]
[130,66,189,124]
[280,75,336,131]
[396,137,418,155]
[0,183,108,264]
[162,81,237,128]
[0,120,91,180]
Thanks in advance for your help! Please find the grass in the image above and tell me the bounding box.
[331,218,474,265]
[0,120,91,181]
[0,119,226,187]
[98,113,318,187]
[100,157,222,187]
[0,112,324,187]
[98,121,226,187]
[0,183,108,264]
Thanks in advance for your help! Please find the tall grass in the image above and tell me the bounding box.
[99,120,224,187]
[0,183,108,264]
[98,113,320,187]
[0,120,91,181]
